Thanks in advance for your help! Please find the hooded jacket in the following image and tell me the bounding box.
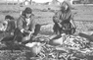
[53,0,73,23]
[17,14,36,32]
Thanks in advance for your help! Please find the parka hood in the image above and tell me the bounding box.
[61,0,72,10]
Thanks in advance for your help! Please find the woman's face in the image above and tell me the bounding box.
[5,19,10,21]
[26,13,31,18]
[61,3,69,12]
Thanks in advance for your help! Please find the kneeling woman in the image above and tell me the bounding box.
[53,1,76,35]
[1,15,16,44]
[50,1,77,46]
[15,7,41,44]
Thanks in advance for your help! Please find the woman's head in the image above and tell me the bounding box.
[22,7,32,18]
[5,15,14,21]
[60,1,71,12]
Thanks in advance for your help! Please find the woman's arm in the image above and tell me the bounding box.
[17,16,24,33]
[29,15,35,34]
[70,19,76,28]
[53,12,62,27]
[53,12,62,23]
[70,13,76,28]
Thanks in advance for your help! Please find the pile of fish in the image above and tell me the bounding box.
[35,35,93,60]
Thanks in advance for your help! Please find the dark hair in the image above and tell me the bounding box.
[5,15,14,20]
[22,7,32,17]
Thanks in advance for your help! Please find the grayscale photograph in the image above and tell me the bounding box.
[0,0,93,60]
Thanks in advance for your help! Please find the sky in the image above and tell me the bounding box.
[32,0,64,3]
[0,0,65,3]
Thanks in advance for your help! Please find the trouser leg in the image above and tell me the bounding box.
[53,24,61,35]
[13,28,23,42]
[33,24,41,36]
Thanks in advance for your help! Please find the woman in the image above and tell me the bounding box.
[1,15,16,44]
[5,15,15,35]
[50,1,76,46]
[15,7,41,43]
[53,1,76,35]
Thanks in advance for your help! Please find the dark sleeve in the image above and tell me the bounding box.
[53,11,61,23]
[11,21,15,29]
[17,16,24,30]
[6,21,15,32]
[29,15,36,32]
[70,13,76,28]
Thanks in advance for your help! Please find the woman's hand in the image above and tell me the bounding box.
[24,30,30,33]
[58,23,62,28]
[22,30,34,41]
